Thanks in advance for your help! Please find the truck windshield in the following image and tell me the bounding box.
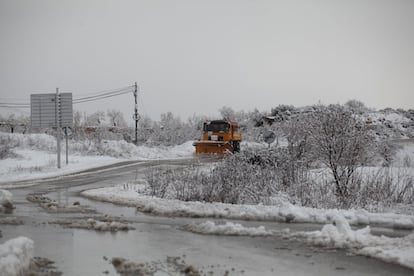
[204,122,230,132]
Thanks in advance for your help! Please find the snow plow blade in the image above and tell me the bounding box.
[193,141,233,154]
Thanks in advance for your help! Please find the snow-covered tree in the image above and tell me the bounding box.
[270,105,296,122]
[344,99,370,114]
[219,106,236,121]
[85,111,106,126]
[107,110,127,127]
[306,105,374,205]
[0,114,29,133]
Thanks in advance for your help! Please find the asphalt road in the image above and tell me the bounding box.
[1,158,413,276]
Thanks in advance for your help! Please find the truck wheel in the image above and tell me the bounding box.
[232,141,240,153]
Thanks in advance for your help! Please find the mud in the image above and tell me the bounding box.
[0,216,24,225]
[26,194,96,213]
[51,217,134,232]
[26,257,62,276]
[111,255,202,276]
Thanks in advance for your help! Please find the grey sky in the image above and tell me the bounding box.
[1,0,413,121]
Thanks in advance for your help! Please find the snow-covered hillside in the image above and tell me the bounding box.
[362,111,414,138]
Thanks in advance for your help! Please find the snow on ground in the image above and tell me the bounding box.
[292,215,414,270]
[81,184,414,230]
[0,132,194,184]
[183,221,272,236]
[0,237,34,275]
[0,149,121,183]
[97,140,194,159]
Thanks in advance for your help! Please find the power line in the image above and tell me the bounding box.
[0,97,28,101]
[74,85,134,97]
[0,103,30,108]
[0,85,135,107]
[73,87,133,102]
[73,90,132,104]
[0,106,30,115]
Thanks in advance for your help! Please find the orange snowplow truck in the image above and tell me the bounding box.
[193,120,242,154]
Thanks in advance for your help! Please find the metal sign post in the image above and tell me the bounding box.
[65,127,69,165]
[55,88,61,168]
[30,90,73,169]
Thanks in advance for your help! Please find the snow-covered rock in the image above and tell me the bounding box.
[0,189,14,211]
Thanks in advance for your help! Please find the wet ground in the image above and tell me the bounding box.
[1,158,413,276]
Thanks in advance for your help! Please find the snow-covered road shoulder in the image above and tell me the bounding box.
[292,215,414,270]
[183,221,273,236]
[81,185,414,230]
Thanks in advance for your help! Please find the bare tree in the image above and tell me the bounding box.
[307,105,374,206]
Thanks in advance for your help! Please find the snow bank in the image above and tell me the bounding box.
[0,237,34,275]
[296,215,414,270]
[81,185,414,230]
[83,139,194,159]
[183,221,272,236]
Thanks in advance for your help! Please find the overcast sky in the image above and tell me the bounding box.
[1,0,413,121]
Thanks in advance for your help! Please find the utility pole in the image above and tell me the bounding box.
[133,82,139,145]
[55,88,61,168]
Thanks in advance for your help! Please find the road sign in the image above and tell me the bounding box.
[30,93,73,128]
[30,91,73,169]
[263,130,276,145]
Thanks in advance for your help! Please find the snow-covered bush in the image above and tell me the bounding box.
[145,167,176,199]
[146,142,413,210]
[146,150,286,204]
[0,145,17,160]
[357,167,414,208]
[0,132,56,152]
[0,134,19,155]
